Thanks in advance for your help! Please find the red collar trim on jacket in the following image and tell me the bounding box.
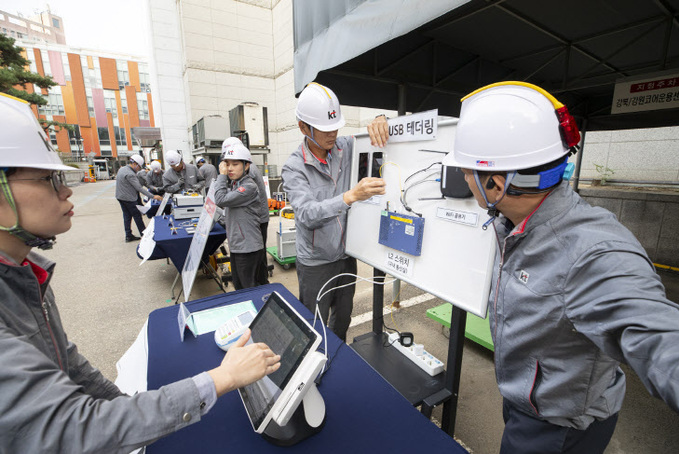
[0,255,49,284]
[512,190,554,236]
[302,140,332,165]
[25,260,49,285]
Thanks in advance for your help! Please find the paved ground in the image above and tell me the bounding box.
[43,180,679,454]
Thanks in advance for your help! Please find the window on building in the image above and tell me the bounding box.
[16,32,23,38]
[52,17,60,29]
[114,126,127,147]
[86,96,94,117]
[120,90,128,114]
[98,127,110,146]
[49,127,57,146]
[136,92,149,120]
[104,90,117,118]
[61,53,71,81]
[68,125,82,148]
[41,52,52,76]
[38,92,65,116]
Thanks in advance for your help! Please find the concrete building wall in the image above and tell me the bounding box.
[145,0,191,160]
[147,0,397,175]
[580,128,679,183]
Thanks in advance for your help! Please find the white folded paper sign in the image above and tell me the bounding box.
[136,199,152,214]
[178,300,257,341]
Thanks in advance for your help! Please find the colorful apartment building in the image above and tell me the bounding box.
[2,10,155,163]
[20,43,155,161]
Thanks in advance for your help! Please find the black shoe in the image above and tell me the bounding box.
[125,235,141,243]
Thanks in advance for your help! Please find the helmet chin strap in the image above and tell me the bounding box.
[304,126,334,152]
[473,170,516,230]
[0,171,56,250]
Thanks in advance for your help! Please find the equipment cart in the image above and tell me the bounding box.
[267,206,297,270]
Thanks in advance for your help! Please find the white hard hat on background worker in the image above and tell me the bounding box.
[129,154,144,168]
[150,160,162,172]
[165,150,182,167]
[221,140,252,163]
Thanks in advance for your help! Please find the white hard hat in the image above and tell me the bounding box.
[165,150,182,166]
[443,82,580,172]
[295,82,345,132]
[150,160,161,171]
[0,93,73,171]
[221,139,252,163]
[129,154,144,167]
[222,137,244,149]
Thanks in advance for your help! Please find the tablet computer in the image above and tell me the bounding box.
[238,291,322,433]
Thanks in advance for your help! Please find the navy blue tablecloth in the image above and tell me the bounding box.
[145,284,467,453]
[139,215,226,272]
[145,199,172,218]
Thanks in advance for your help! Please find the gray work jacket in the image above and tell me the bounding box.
[490,181,679,429]
[115,165,153,201]
[199,163,218,190]
[163,164,205,194]
[137,169,148,188]
[213,173,264,253]
[0,252,204,453]
[147,170,164,191]
[249,163,270,224]
[281,136,353,266]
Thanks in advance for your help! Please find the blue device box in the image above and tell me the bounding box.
[378,211,425,256]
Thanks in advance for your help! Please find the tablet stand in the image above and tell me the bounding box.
[261,384,326,446]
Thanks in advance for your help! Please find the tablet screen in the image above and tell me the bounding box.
[238,292,319,431]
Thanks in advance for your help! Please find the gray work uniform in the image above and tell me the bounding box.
[490,180,679,430]
[137,169,148,188]
[0,251,207,453]
[249,164,270,285]
[116,165,153,201]
[147,170,164,192]
[163,164,205,194]
[199,163,218,190]
[281,136,356,341]
[213,173,264,290]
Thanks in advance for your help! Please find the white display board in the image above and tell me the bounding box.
[346,119,495,317]
[181,184,219,302]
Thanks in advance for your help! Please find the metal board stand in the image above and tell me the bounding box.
[349,267,467,437]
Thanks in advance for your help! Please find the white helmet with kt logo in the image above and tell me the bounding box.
[295,82,345,132]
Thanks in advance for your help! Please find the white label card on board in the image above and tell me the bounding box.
[385,250,415,277]
[386,109,438,143]
[436,207,479,227]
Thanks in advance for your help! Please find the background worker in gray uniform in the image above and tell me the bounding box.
[281,82,386,342]
[197,157,218,191]
[376,81,679,454]
[146,160,165,195]
[163,149,205,194]
[222,137,271,286]
[115,154,162,242]
[136,160,148,188]
[0,93,281,454]
[213,141,264,290]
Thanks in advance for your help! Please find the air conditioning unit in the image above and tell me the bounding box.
[194,115,229,148]
[229,103,269,148]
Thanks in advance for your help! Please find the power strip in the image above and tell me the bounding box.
[387,332,444,376]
